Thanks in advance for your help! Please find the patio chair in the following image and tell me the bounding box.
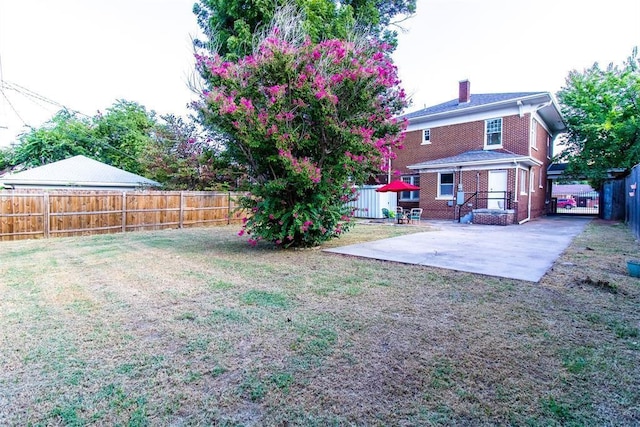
[381,208,392,222]
[409,208,423,225]
[395,206,407,224]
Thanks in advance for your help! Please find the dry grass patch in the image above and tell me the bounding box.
[0,219,638,425]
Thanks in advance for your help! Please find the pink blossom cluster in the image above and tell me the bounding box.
[278,149,322,184]
[265,85,286,103]
[196,31,409,247]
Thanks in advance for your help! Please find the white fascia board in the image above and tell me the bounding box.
[532,111,552,135]
[406,106,517,132]
[405,93,552,132]
[409,157,542,173]
[417,164,515,174]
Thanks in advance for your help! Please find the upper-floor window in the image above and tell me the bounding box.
[539,167,544,188]
[400,175,419,201]
[485,118,502,148]
[437,172,454,199]
[421,129,431,145]
[530,119,538,150]
[530,170,536,193]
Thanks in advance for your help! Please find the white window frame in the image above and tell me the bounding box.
[484,117,503,150]
[530,170,535,193]
[484,118,502,149]
[530,118,538,150]
[520,169,528,195]
[437,172,454,199]
[421,128,431,145]
[539,168,544,189]
[400,175,419,201]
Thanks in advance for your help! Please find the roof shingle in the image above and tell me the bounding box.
[402,92,545,120]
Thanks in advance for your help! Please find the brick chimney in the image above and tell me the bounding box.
[458,80,470,104]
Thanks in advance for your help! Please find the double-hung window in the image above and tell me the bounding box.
[400,175,419,201]
[530,119,538,150]
[421,129,431,145]
[530,170,536,193]
[485,118,502,148]
[520,169,528,195]
[437,172,454,199]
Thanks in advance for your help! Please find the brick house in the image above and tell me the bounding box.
[391,80,566,224]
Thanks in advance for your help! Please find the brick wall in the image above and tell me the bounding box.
[394,113,536,174]
[415,169,522,221]
[501,114,530,155]
[473,210,515,226]
[391,112,556,222]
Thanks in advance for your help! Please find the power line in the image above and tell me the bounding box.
[2,80,91,119]
[0,86,27,128]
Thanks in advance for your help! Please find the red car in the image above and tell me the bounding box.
[557,198,577,209]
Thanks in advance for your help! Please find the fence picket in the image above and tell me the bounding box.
[0,190,242,241]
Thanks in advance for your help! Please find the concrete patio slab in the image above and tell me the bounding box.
[324,216,591,282]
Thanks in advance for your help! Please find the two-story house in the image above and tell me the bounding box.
[392,80,566,224]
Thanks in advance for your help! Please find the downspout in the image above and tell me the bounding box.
[513,161,519,205]
[457,166,463,221]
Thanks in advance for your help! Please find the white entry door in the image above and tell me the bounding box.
[488,170,507,209]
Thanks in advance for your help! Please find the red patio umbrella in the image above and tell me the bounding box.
[375,180,420,192]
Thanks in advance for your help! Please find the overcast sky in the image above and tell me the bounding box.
[0,0,639,147]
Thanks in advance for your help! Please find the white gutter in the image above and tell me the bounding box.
[408,156,542,171]
[405,93,552,125]
[513,161,519,203]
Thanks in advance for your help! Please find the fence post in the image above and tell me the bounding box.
[121,192,127,232]
[43,193,50,238]
[179,191,184,228]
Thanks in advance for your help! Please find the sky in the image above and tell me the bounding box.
[0,0,639,147]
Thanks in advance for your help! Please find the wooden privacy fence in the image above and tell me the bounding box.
[0,190,244,241]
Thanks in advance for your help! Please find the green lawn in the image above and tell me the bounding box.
[0,220,638,425]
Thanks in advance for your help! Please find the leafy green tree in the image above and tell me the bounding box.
[142,114,245,190]
[194,16,407,247]
[193,0,415,59]
[93,100,157,174]
[556,48,640,187]
[0,146,15,172]
[5,101,243,190]
[11,110,95,167]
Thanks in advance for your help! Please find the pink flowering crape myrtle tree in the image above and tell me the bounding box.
[195,25,407,247]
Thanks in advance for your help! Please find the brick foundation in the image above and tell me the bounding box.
[472,209,515,226]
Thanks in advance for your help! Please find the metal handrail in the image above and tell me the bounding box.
[457,191,512,222]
